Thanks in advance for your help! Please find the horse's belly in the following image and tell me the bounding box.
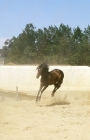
[48,73,59,85]
[48,78,57,85]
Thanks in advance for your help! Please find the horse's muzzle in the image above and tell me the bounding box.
[36,74,39,78]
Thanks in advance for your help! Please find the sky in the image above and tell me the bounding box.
[0,0,90,48]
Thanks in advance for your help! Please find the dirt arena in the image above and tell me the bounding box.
[0,91,90,140]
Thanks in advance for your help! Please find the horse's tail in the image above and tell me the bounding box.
[59,70,64,86]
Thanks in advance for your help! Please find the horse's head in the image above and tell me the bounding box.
[36,63,49,78]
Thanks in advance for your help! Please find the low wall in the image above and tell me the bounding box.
[0,66,90,94]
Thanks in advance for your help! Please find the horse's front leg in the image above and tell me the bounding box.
[36,84,43,101]
[39,85,48,100]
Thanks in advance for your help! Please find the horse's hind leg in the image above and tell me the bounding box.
[51,74,64,97]
[51,82,60,97]
[51,83,57,97]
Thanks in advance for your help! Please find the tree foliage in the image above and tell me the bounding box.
[1,23,90,65]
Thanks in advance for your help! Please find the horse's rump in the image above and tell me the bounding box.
[48,69,64,85]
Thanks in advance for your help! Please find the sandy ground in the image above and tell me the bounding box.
[0,91,90,140]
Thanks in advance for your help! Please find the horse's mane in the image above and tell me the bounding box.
[37,63,49,71]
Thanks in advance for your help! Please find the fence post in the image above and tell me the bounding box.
[15,86,20,101]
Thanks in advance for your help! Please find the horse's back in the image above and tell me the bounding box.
[50,69,64,78]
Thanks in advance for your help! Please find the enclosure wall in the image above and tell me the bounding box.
[0,66,90,93]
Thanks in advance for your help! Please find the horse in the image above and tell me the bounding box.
[36,63,64,101]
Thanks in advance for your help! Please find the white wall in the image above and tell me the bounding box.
[0,66,90,93]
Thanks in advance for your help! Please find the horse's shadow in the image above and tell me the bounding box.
[45,101,70,107]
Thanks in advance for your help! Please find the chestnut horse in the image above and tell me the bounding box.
[36,63,64,101]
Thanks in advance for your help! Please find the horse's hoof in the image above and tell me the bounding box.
[38,98,41,101]
[51,93,54,97]
[51,94,53,97]
[35,98,38,102]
